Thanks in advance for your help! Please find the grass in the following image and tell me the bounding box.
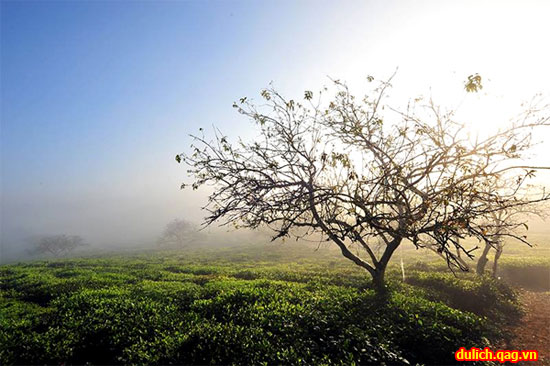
[0,242,546,365]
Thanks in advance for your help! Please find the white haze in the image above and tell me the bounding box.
[2,0,550,262]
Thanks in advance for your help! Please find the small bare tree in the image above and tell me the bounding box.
[178,76,549,293]
[476,199,549,277]
[157,219,201,248]
[30,234,86,257]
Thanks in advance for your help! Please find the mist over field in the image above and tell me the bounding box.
[2,0,550,264]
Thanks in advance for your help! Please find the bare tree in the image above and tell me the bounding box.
[476,199,549,277]
[157,219,201,248]
[178,76,549,293]
[30,234,87,257]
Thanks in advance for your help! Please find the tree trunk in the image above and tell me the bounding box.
[371,237,402,296]
[372,269,387,295]
[492,245,503,278]
[476,241,491,275]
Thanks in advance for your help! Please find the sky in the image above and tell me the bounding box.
[1,0,549,259]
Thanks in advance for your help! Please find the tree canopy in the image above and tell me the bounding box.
[178,76,549,292]
[30,234,87,257]
[157,219,202,248]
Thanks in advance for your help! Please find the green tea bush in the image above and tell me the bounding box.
[382,292,491,364]
[0,296,53,365]
[169,280,407,365]
[498,258,550,290]
[405,271,521,323]
[44,287,187,364]
[0,254,520,365]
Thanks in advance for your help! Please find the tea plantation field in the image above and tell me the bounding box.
[1,244,545,365]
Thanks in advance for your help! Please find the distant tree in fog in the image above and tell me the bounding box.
[178,74,550,294]
[157,219,202,248]
[30,234,87,257]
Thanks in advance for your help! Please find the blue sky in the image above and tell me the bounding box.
[2,0,549,257]
[2,0,374,250]
[2,1,266,191]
